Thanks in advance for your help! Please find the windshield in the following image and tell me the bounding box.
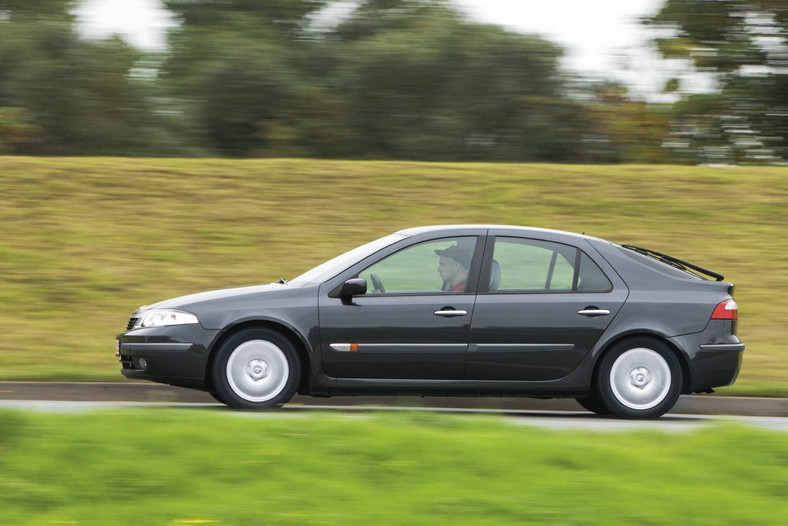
[289,233,406,285]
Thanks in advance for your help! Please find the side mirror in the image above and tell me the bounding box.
[340,278,367,298]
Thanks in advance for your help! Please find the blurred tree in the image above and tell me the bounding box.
[578,82,677,164]
[648,0,787,163]
[162,0,604,161]
[326,0,594,161]
[0,0,68,17]
[0,0,682,162]
[161,0,333,156]
[0,107,39,152]
[0,0,186,155]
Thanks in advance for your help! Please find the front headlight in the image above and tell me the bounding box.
[133,309,199,329]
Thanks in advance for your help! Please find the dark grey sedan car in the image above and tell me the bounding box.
[117,225,744,418]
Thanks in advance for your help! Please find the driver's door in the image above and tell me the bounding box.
[319,236,481,379]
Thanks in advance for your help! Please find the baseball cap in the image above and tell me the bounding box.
[434,244,471,269]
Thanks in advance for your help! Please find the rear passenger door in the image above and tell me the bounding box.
[467,233,628,381]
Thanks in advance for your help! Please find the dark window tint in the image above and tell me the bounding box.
[577,252,613,292]
[360,237,477,294]
[490,237,611,293]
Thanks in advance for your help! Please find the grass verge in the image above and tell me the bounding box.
[0,409,786,525]
[0,158,785,394]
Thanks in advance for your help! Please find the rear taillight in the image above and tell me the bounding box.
[711,299,738,320]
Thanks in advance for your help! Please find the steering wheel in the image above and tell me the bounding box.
[370,272,386,294]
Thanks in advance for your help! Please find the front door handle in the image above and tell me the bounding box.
[434,308,468,317]
[577,307,611,317]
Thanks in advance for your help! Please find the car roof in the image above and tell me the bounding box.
[396,224,605,243]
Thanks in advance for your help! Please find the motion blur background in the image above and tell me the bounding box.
[1,0,786,163]
[1,3,787,523]
[0,1,786,390]
[1,0,787,375]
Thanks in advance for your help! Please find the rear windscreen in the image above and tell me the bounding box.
[618,246,707,281]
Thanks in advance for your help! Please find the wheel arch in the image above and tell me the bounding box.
[592,332,692,394]
[204,320,312,395]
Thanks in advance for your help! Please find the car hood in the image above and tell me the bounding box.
[139,283,290,313]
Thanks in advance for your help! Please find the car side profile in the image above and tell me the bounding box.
[117,225,744,418]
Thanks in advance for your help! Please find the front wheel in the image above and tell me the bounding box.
[212,328,301,409]
[595,338,682,419]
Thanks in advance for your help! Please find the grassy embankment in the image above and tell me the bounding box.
[0,409,786,524]
[0,157,785,394]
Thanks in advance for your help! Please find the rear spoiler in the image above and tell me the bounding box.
[621,245,725,282]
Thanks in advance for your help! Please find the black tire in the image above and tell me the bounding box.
[209,391,227,405]
[211,328,301,410]
[595,337,683,419]
[575,396,609,415]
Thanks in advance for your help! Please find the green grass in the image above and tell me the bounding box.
[0,409,786,525]
[0,158,786,394]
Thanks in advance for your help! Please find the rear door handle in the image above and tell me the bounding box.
[434,308,468,317]
[577,308,611,317]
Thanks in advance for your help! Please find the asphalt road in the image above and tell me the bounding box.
[1,382,786,432]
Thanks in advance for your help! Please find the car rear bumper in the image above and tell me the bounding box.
[689,346,743,392]
[669,327,744,393]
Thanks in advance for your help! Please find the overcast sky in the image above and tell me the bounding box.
[75,0,681,97]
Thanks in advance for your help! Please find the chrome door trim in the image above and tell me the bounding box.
[469,343,576,353]
[330,343,468,353]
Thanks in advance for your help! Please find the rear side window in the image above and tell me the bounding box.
[490,237,612,293]
[577,252,613,292]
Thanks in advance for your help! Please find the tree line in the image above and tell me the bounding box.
[1,0,785,163]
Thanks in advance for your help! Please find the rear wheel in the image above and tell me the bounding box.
[211,328,301,409]
[595,338,682,419]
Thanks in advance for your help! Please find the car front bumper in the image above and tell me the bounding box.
[116,324,219,389]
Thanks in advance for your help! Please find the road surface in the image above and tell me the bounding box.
[1,381,786,431]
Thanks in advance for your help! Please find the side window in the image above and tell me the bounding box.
[490,237,611,293]
[577,252,613,292]
[360,237,477,294]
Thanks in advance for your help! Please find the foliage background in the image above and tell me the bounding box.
[1,0,786,163]
[1,4,785,524]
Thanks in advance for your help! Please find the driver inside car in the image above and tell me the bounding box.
[435,245,471,292]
